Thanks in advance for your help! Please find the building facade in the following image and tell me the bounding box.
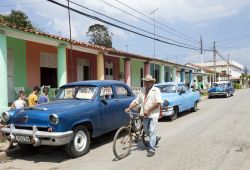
[0,22,194,112]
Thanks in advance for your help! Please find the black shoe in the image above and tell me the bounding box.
[147,151,155,157]
[155,136,161,146]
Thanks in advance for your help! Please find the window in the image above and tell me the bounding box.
[115,86,131,98]
[100,86,114,100]
[56,86,97,100]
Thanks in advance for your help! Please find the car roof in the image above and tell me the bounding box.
[60,80,126,88]
[155,82,185,86]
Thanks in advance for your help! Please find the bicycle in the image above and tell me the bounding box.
[112,111,149,160]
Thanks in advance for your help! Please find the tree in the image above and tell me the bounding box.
[244,64,248,75]
[1,10,34,29]
[86,24,113,48]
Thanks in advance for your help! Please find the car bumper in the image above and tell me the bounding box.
[208,92,227,96]
[162,106,174,116]
[0,124,73,146]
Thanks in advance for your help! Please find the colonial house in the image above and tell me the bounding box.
[0,22,194,112]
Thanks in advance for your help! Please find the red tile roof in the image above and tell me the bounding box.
[0,21,192,69]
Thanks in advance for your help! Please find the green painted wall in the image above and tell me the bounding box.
[131,60,144,87]
[7,37,27,88]
[119,58,124,77]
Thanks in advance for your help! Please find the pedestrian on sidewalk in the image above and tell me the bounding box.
[125,74,162,157]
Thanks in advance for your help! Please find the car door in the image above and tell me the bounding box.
[184,84,195,109]
[177,84,188,111]
[99,85,122,132]
[113,85,135,126]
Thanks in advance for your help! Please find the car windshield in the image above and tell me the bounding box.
[157,85,177,93]
[213,83,227,88]
[56,86,98,100]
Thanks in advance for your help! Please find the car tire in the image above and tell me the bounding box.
[65,125,90,158]
[225,92,229,98]
[170,107,178,121]
[191,101,198,112]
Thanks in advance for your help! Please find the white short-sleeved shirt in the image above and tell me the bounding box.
[132,86,162,119]
[14,99,26,109]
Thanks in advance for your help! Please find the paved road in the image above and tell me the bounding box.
[1,89,250,170]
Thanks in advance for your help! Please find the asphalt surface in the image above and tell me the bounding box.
[0,89,250,170]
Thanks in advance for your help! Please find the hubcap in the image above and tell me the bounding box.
[74,131,87,152]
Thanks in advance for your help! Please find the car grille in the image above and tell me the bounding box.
[14,126,49,132]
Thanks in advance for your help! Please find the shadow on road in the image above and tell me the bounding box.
[1,131,118,164]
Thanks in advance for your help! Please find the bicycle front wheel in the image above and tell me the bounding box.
[113,126,132,159]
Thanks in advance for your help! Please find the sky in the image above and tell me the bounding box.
[1,0,250,72]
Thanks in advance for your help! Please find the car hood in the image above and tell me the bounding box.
[10,100,92,127]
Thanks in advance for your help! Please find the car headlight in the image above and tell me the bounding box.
[163,100,169,106]
[2,112,10,122]
[49,114,59,125]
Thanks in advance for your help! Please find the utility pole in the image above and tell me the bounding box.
[126,44,129,53]
[67,0,73,82]
[149,8,158,78]
[213,41,216,83]
[227,53,230,81]
[200,35,203,64]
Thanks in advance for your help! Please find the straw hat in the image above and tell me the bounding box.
[142,74,156,82]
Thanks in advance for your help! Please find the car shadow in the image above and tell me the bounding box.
[2,130,118,163]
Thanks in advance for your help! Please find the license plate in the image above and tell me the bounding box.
[15,136,31,144]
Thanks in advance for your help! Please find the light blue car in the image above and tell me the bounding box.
[155,82,201,120]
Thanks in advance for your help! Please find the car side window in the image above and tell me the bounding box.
[115,86,132,98]
[100,86,114,100]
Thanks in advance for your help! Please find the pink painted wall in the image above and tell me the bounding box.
[26,41,57,88]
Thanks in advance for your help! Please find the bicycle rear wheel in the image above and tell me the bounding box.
[113,126,132,159]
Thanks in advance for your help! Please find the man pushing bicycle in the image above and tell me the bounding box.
[125,74,162,157]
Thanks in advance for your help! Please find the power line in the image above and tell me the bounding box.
[47,0,204,51]
[113,0,198,43]
[216,33,250,44]
[69,0,199,49]
[98,0,198,45]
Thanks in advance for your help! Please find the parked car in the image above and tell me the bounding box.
[0,80,135,158]
[208,81,235,98]
[155,82,201,120]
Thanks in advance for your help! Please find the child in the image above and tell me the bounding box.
[8,90,27,149]
[28,86,40,107]
[11,90,27,110]
[38,87,49,104]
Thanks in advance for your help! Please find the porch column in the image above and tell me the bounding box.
[97,53,105,80]
[166,67,171,82]
[181,68,185,82]
[144,61,150,76]
[0,31,8,112]
[124,58,131,86]
[189,70,193,88]
[172,67,176,82]
[57,45,67,87]
[159,64,165,83]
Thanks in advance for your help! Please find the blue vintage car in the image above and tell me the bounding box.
[155,82,201,120]
[208,81,235,98]
[0,80,135,158]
